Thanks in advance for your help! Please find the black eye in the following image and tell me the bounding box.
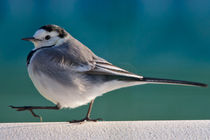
[45,35,51,40]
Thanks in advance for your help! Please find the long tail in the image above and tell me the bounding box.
[141,77,207,87]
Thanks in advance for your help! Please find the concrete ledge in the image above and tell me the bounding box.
[0,120,210,140]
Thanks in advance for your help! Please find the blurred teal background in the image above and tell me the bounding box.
[0,0,209,122]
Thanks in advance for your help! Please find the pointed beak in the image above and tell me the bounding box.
[22,37,41,42]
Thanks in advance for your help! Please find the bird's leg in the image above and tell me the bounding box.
[9,105,60,122]
[69,100,103,123]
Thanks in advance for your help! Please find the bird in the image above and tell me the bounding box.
[10,24,207,122]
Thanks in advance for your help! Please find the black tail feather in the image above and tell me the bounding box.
[141,77,207,87]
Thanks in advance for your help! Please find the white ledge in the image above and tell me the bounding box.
[1,120,210,140]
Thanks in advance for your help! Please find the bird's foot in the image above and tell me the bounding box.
[9,105,43,122]
[69,117,103,123]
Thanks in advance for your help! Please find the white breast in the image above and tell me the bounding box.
[28,65,93,108]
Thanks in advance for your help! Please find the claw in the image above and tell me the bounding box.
[69,117,103,123]
[9,105,43,122]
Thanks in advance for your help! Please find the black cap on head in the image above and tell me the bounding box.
[39,24,68,38]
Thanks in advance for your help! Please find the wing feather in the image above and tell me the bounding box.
[87,59,143,79]
[35,45,143,80]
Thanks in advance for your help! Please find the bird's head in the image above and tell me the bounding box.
[22,24,69,48]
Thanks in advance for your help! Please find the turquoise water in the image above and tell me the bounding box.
[0,0,209,122]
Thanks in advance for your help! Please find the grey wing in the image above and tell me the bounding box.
[35,46,142,81]
[45,45,95,72]
[87,57,143,79]
[56,45,143,79]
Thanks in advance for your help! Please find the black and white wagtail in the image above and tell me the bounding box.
[10,24,207,122]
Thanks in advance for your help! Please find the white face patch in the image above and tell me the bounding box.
[33,29,58,40]
[31,29,68,49]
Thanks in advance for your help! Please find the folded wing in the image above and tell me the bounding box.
[86,59,143,79]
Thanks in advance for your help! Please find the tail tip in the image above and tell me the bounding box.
[201,83,208,88]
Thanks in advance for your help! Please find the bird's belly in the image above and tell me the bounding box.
[28,67,95,108]
[28,65,146,109]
